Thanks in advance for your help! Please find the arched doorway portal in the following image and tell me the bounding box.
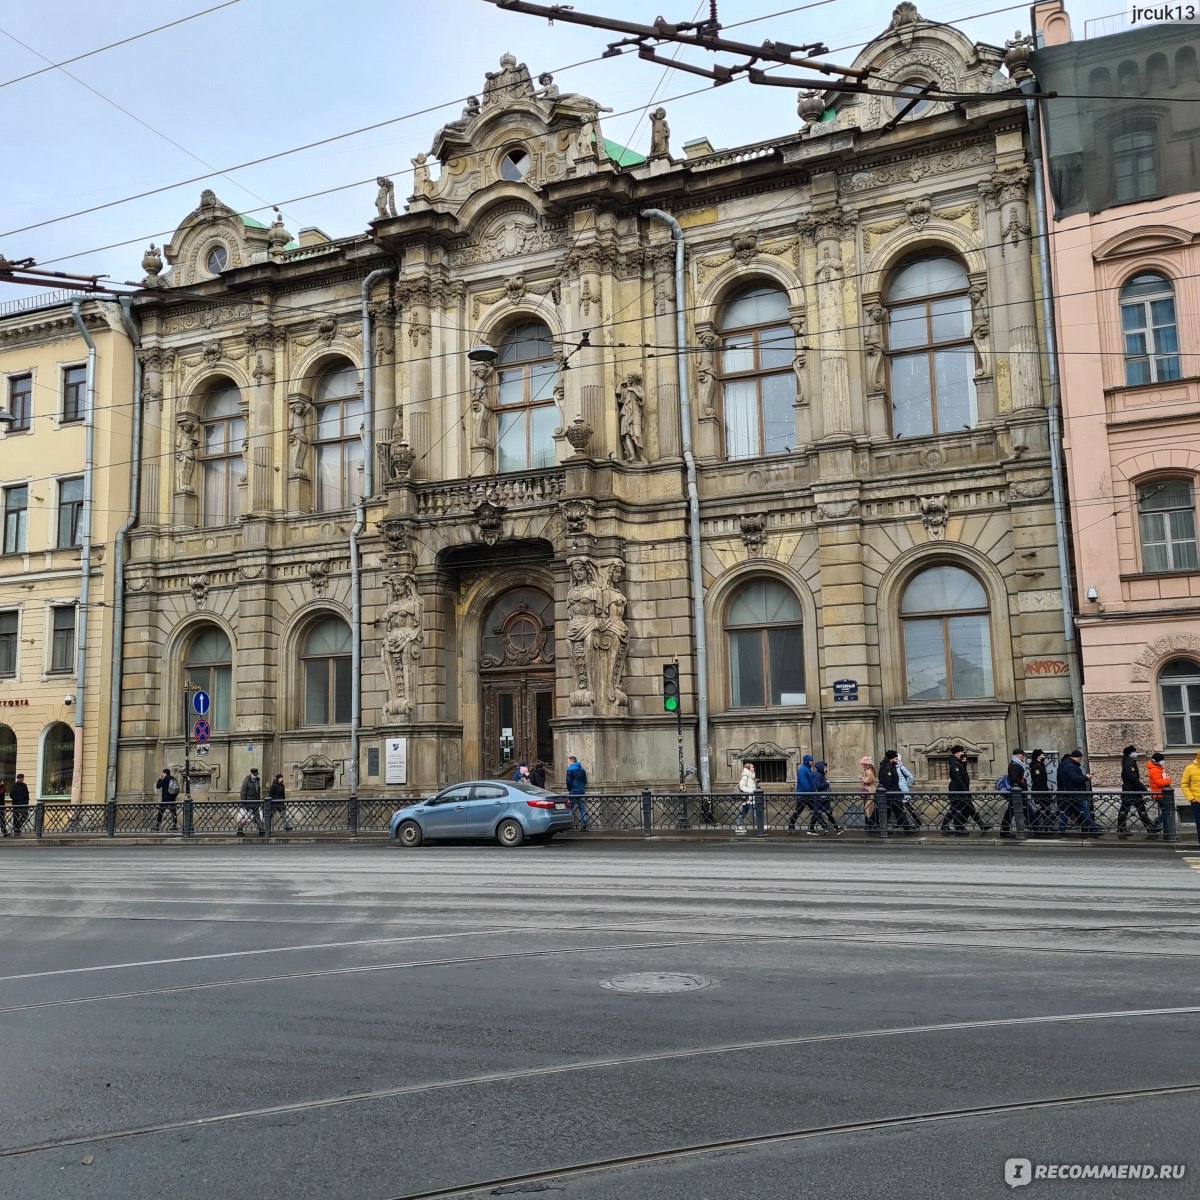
[479,587,555,777]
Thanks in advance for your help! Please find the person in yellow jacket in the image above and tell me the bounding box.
[1181,751,1200,846]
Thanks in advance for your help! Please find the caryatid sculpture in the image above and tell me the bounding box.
[470,359,495,449]
[381,574,424,719]
[564,556,630,713]
[175,414,199,492]
[616,372,645,462]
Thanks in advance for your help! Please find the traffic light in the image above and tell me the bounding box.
[663,662,680,713]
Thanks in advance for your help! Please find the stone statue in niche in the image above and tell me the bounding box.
[565,557,602,708]
[411,153,432,198]
[470,360,495,448]
[696,328,719,417]
[864,303,886,394]
[375,177,397,220]
[789,315,808,406]
[381,574,424,719]
[599,559,630,709]
[969,284,991,378]
[565,556,630,712]
[176,414,199,492]
[287,394,310,479]
[649,107,671,159]
[616,372,645,462]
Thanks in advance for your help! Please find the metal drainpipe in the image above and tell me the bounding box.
[641,209,710,790]
[69,301,97,808]
[1021,77,1088,753]
[350,266,396,804]
[106,298,142,804]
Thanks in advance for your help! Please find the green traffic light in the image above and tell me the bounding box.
[664,695,679,712]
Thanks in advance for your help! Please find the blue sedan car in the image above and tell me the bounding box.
[388,780,576,848]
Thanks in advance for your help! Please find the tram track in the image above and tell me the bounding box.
[2,1009,1195,1161]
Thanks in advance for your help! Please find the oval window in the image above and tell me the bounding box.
[500,149,530,181]
[206,245,228,274]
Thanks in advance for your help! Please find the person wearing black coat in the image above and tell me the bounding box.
[1028,749,1054,836]
[1056,750,1100,836]
[529,761,547,789]
[941,746,991,835]
[9,774,30,836]
[1117,744,1156,838]
[878,751,913,833]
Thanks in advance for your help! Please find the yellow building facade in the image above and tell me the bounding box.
[0,294,136,807]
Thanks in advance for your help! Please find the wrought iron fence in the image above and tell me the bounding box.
[11,787,1181,842]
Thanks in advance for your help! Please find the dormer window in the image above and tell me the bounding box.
[206,245,228,274]
[895,80,935,118]
[500,148,530,181]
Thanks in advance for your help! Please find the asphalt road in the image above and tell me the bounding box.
[0,841,1197,1200]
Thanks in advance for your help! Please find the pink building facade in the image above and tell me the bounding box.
[1034,4,1200,782]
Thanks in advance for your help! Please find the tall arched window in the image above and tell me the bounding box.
[41,722,73,797]
[185,627,232,732]
[495,321,558,473]
[886,257,975,438]
[1120,273,1179,385]
[725,579,805,708]
[0,724,15,782]
[1160,659,1200,746]
[718,286,795,460]
[302,618,352,726]
[313,363,363,511]
[901,565,993,701]
[200,383,245,527]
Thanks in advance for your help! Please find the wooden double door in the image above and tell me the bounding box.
[482,673,555,778]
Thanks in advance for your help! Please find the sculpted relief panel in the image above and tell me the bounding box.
[565,556,629,715]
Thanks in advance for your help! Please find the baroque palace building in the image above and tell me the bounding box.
[0,294,136,804]
[116,4,1076,800]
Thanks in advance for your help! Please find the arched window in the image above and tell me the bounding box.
[894,79,935,118]
[886,257,975,438]
[1161,659,1200,746]
[302,618,352,726]
[313,363,363,511]
[1112,125,1159,204]
[1120,273,1179,385]
[718,286,795,460]
[1176,46,1198,86]
[0,724,15,783]
[185,627,232,732]
[200,383,245,527]
[495,321,558,473]
[41,722,73,797]
[901,566,993,701]
[1137,478,1198,572]
[724,579,805,708]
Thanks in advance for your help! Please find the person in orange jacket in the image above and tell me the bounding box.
[1148,752,1171,835]
[1181,751,1200,846]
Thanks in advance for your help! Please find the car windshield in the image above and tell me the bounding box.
[512,783,558,796]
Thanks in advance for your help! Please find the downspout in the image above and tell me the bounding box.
[1020,76,1087,753]
[641,209,710,790]
[107,298,142,803]
[69,301,96,808]
[350,266,396,804]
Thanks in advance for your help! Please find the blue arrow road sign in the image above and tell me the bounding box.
[192,689,210,716]
[193,719,211,744]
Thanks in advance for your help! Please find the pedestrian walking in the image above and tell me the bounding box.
[877,751,910,833]
[1056,750,1100,836]
[895,753,922,831]
[269,773,291,831]
[787,754,818,834]
[154,768,180,831]
[1028,749,1055,837]
[1148,753,1172,833]
[237,767,264,836]
[1117,744,1157,838]
[9,774,29,836]
[529,760,547,789]
[733,760,756,835]
[1000,748,1030,837]
[565,755,589,831]
[811,760,843,834]
[941,745,990,835]
[0,778,7,837]
[859,755,878,829]
[1181,751,1200,846]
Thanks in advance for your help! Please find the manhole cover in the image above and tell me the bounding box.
[600,972,712,994]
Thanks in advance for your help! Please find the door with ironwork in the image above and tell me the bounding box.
[479,587,555,777]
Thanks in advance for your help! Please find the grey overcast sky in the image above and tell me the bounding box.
[0,0,1114,306]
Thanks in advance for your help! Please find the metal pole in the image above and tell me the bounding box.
[676,659,684,790]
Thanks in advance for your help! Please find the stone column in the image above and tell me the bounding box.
[649,247,681,458]
[402,281,432,480]
[139,348,170,525]
[247,325,278,517]
[372,298,398,487]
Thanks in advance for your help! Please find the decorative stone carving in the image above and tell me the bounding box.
[483,52,535,109]
[287,393,310,480]
[536,71,560,101]
[375,177,397,220]
[969,282,991,379]
[565,555,629,712]
[410,154,432,199]
[559,498,592,539]
[740,513,768,556]
[470,360,495,449]
[388,439,415,483]
[473,499,505,546]
[266,211,291,257]
[564,416,593,457]
[905,197,931,230]
[378,517,412,559]
[175,414,199,493]
[918,493,949,540]
[1009,479,1051,499]
[616,372,645,462]
[203,340,221,366]
[980,168,1032,245]
[696,325,718,417]
[307,561,329,595]
[864,301,886,396]
[381,573,424,719]
[141,244,163,287]
[1130,634,1200,682]
[188,574,209,609]
[649,107,671,159]
[816,498,859,521]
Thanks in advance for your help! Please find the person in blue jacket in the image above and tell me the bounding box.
[565,755,589,831]
[787,754,818,833]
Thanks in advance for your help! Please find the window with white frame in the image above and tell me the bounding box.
[901,565,993,701]
[62,365,86,423]
[200,383,245,528]
[1160,659,1200,746]
[57,477,84,549]
[3,486,27,554]
[1137,478,1198,572]
[313,363,363,512]
[887,257,976,438]
[49,606,75,674]
[0,611,16,677]
[1120,273,1181,386]
[495,321,558,473]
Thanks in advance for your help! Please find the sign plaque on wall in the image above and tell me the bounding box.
[385,737,408,785]
[832,679,859,703]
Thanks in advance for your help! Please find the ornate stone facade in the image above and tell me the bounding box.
[115,9,1074,798]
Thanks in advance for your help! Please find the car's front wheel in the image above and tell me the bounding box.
[397,820,423,848]
[496,818,524,848]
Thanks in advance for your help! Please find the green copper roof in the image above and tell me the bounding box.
[241,215,267,228]
[603,138,646,167]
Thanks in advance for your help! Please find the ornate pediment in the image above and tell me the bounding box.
[1093,225,1195,262]
[159,190,275,289]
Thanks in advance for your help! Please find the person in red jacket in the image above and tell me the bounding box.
[1148,752,1171,834]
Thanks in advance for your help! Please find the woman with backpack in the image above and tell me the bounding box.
[155,768,179,831]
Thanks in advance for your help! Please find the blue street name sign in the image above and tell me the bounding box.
[832,679,859,703]
[192,689,210,716]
